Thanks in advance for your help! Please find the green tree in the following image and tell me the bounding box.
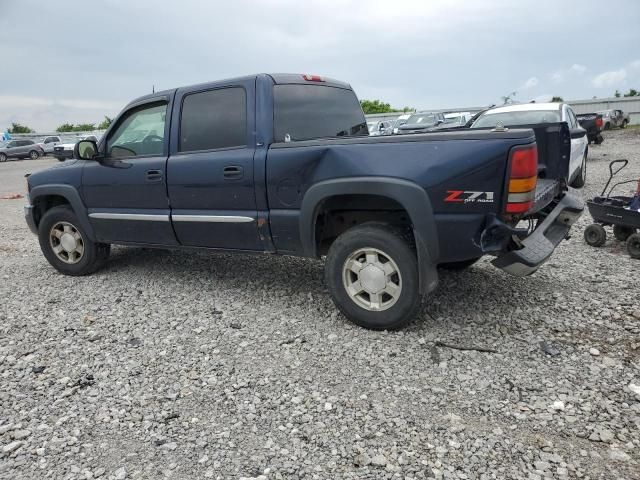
[623,88,639,97]
[73,123,96,132]
[551,96,564,102]
[8,122,33,134]
[614,89,621,98]
[359,99,407,114]
[97,116,113,130]
[56,123,75,133]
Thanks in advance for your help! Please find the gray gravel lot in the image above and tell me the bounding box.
[1,132,639,480]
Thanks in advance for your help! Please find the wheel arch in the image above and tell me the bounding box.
[30,184,95,241]
[300,177,439,294]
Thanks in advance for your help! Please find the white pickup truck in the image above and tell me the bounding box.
[52,135,99,161]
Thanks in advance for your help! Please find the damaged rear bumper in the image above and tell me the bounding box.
[491,189,584,276]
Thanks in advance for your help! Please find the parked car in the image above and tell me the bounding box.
[392,114,412,134]
[0,139,43,162]
[432,112,474,130]
[367,120,394,136]
[470,102,588,188]
[36,136,62,154]
[24,73,583,330]
[53,135,99,161]
[395,111,446,134]
[576,113,604,145]
[599,109,630,130]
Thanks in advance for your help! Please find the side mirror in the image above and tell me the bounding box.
[74,140,99,160]
[570,128,586,139]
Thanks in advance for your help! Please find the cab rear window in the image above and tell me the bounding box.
[273,85,367,142]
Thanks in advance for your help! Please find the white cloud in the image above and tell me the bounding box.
[630,59,640,69]
[551,64,587,83]
[570,64,587,74]
[521,77,539,90]
[592,69,627,88]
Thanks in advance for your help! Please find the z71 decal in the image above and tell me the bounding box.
[444,190,495,204]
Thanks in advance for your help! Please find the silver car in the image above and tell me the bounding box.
[598,109,630,130]
[0,139,44,162]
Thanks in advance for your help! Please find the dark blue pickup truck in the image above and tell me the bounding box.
[25,73,583,329]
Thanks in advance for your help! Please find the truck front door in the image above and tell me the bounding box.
[81,97,178,245]
[167,79,262,251]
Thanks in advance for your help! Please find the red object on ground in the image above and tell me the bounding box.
[0,193,24,199]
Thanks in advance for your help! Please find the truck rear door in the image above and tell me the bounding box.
[167,78,263,250]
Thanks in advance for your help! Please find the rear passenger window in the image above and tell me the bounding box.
[180,88,246,152]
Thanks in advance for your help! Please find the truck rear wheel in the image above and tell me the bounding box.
[627,233,640,259]
[38,206,110,276]
[584,224,606,247]
[324,223,421,330]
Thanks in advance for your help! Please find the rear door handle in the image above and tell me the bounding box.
[146,169,163,182]
[223,165,244,180]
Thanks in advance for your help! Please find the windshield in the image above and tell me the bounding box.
[273,84,368,142]
[405,113,437,125]
[471,110,561,128]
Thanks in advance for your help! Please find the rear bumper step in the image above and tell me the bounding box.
[492,189,584,276]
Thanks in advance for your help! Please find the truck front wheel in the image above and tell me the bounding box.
[38,206,110,276]
[324,223,421,330]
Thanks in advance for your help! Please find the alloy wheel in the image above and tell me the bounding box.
[342,248,402,311]
[49,221,85,264]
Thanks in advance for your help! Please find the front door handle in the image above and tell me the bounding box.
[223,165,244,180]
[146,169,163,182]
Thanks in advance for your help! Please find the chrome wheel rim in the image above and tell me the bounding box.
[581,155,587,183]
[30,150,38,159]
[342,248,402,311]
[49,221,84,264]
[0,154,6,162]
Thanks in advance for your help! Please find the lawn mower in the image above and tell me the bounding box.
[584,159,640,259]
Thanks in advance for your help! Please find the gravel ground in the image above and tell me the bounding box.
[1,132,639,480]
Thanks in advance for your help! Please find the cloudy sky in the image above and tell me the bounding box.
[2,0,639,132]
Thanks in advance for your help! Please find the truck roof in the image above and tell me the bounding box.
[126,73,352,107]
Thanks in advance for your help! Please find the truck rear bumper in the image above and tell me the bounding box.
[491,189,584,276]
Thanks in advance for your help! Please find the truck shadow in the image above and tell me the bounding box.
[104,246,556,331]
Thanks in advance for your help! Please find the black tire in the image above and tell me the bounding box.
[38,205,110,276]
[56,157,65,162]
[570,152,587,188]
[613,225,635,242]
[584,224,606,247]
[604,122,611,130]
[0,153,6,162]
[621,120,628,129]
[324,223,421,330]
[29,150,40,160]
[439,257,481,270]
[594,135,603,145]
[627,233,640,259]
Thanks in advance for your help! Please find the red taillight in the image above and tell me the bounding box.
[595,117,603,128]
[505,144,538,214]
[302,74,325,82]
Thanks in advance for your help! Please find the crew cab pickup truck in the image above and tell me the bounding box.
[24,73,584,330]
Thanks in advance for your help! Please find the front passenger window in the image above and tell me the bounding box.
[107,103,167,158]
